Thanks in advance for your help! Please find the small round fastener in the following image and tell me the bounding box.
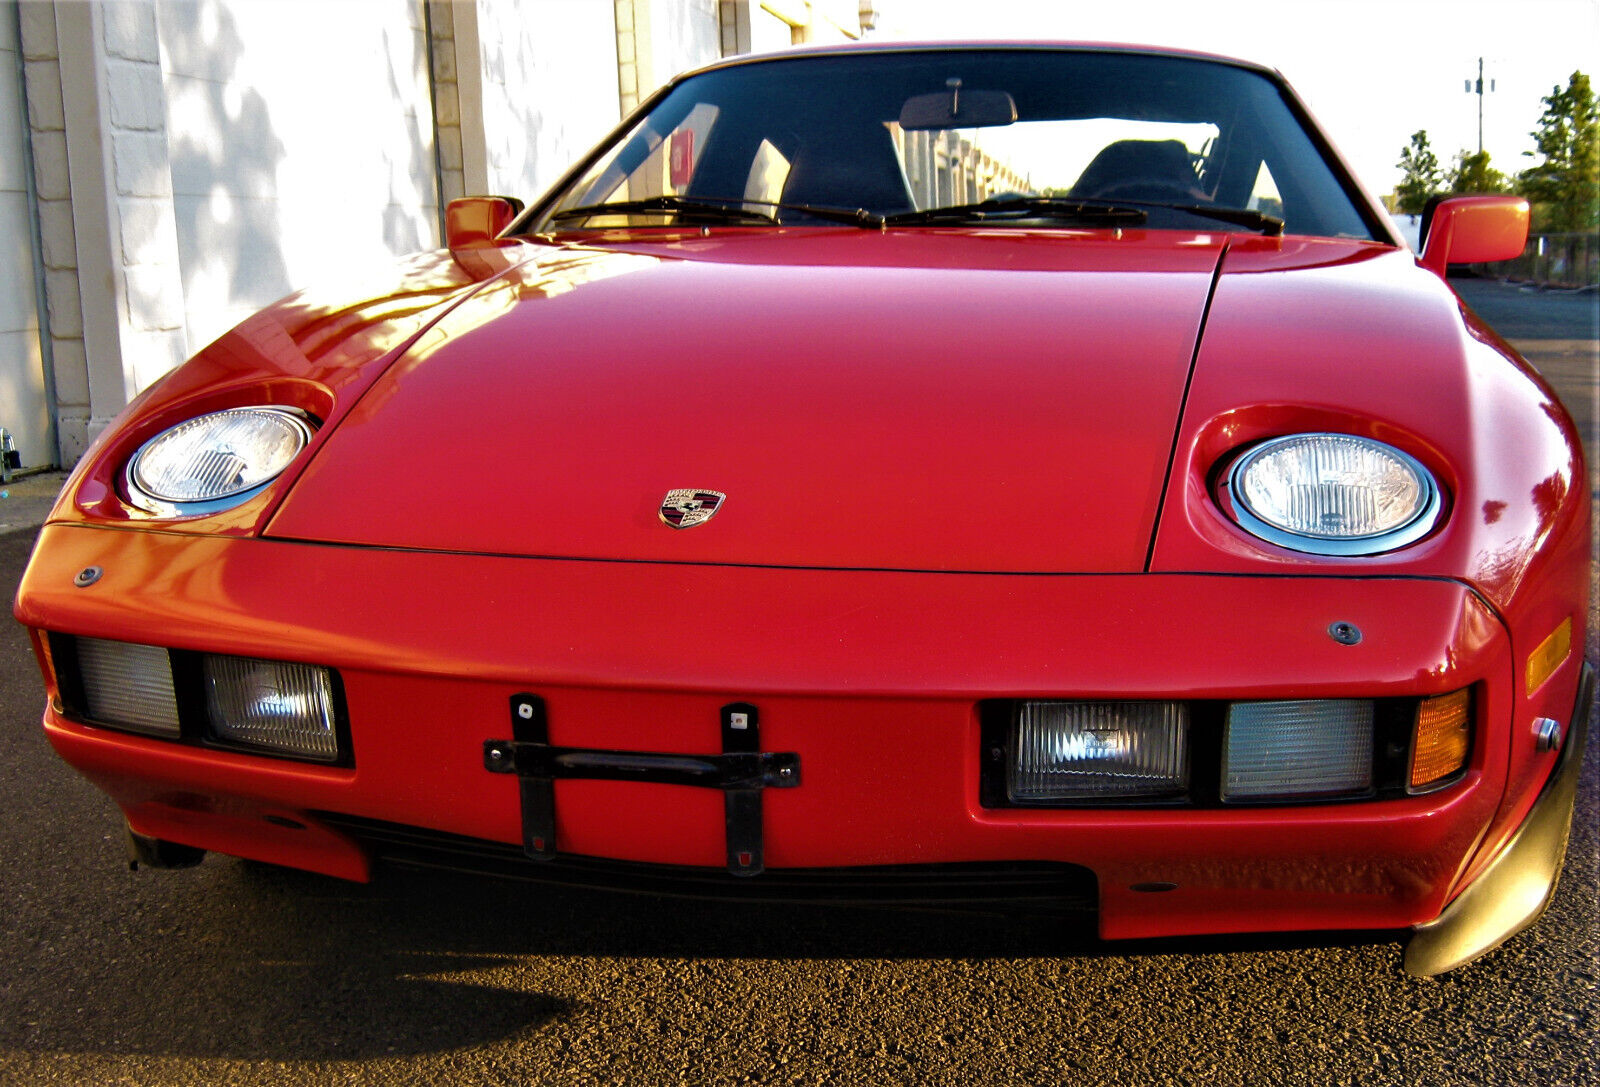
[1534,717,1564,753]
[1327,621,1362,646]
[74,566,103,588]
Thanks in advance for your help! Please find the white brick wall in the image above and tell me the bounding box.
[649,0,721,81]
[1,1,51,469]
[157,0,442,351]
[476,0,620,201]
[98,2,187,398]
[16,3,83,463]
[10,0,824,467]
[616,0,722,117]
[101,1,160,62]
[45,0,186,447]
[428,0,468,203]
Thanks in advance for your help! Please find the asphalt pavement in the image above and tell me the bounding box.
[1,277,1596,1086]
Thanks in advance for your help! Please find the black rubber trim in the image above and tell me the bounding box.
[310,811,1097,911]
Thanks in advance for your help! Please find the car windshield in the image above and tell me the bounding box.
[532,48,1379,240]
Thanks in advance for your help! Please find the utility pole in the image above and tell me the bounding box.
[1465,57,1495,155]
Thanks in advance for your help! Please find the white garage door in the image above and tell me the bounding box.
[0,10,50,471]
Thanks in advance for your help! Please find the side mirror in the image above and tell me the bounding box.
[1418,195,1529,279]
[445,196,524,249]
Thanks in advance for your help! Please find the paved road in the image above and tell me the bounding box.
[1,279,1596,1086]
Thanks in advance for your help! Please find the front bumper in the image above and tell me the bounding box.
[15,523,1581,953]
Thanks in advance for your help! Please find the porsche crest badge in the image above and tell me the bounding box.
[659,489,726,529]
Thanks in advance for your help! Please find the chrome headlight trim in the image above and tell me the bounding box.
[125,407,314,518]
[1221,433,1443,556]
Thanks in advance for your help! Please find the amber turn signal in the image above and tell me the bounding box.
[1410,689,1471,790]
[1526,617,1572,696]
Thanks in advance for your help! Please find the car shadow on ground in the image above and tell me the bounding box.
[3,835,1409,1064]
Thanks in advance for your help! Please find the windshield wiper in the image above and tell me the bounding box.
[881,196,1285,236]
[549,196,779,226]
[548,193,1282,236]
[882,197,1148,227]
[734,198,885,227]
[1076,198,1284,236]
[548,195,885,229]
[1154,203,1284,236]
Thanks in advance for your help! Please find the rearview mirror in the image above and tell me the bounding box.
[898,85,1017,130]
[446,195,524,250]
[1418,195,1529,279]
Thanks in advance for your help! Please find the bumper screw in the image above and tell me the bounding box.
[1327,621,1362,645]
[74,566,103,588]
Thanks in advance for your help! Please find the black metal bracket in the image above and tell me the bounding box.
[484,695,800,876]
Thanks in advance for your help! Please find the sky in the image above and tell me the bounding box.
[867,0,1600,201]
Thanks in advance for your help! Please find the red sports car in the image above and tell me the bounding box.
[13,44,1590,975]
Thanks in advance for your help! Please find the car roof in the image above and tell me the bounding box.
[673,40,1281,84]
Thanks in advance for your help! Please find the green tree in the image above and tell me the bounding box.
[1449,149,1510,193]
[1518,71,1599,231]
[1395,130,1444,213]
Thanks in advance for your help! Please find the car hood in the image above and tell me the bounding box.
[266,230,1226,572]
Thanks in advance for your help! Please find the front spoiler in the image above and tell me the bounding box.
[1406,661,1594,976]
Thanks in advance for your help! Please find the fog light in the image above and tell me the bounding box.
[1410,689,1470,790]
[1223,700,1372,800]
[76,638,181,737]
[203,655,340,762]
[1009,701,1189,802]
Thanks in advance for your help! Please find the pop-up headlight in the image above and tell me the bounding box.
[1221,433,1442,556]
[127,407,313,517]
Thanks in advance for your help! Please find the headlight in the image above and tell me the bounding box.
[127,407,313,517]
[1221,433,1442,555]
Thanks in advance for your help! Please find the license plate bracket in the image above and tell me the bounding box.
[484,695,801,876]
